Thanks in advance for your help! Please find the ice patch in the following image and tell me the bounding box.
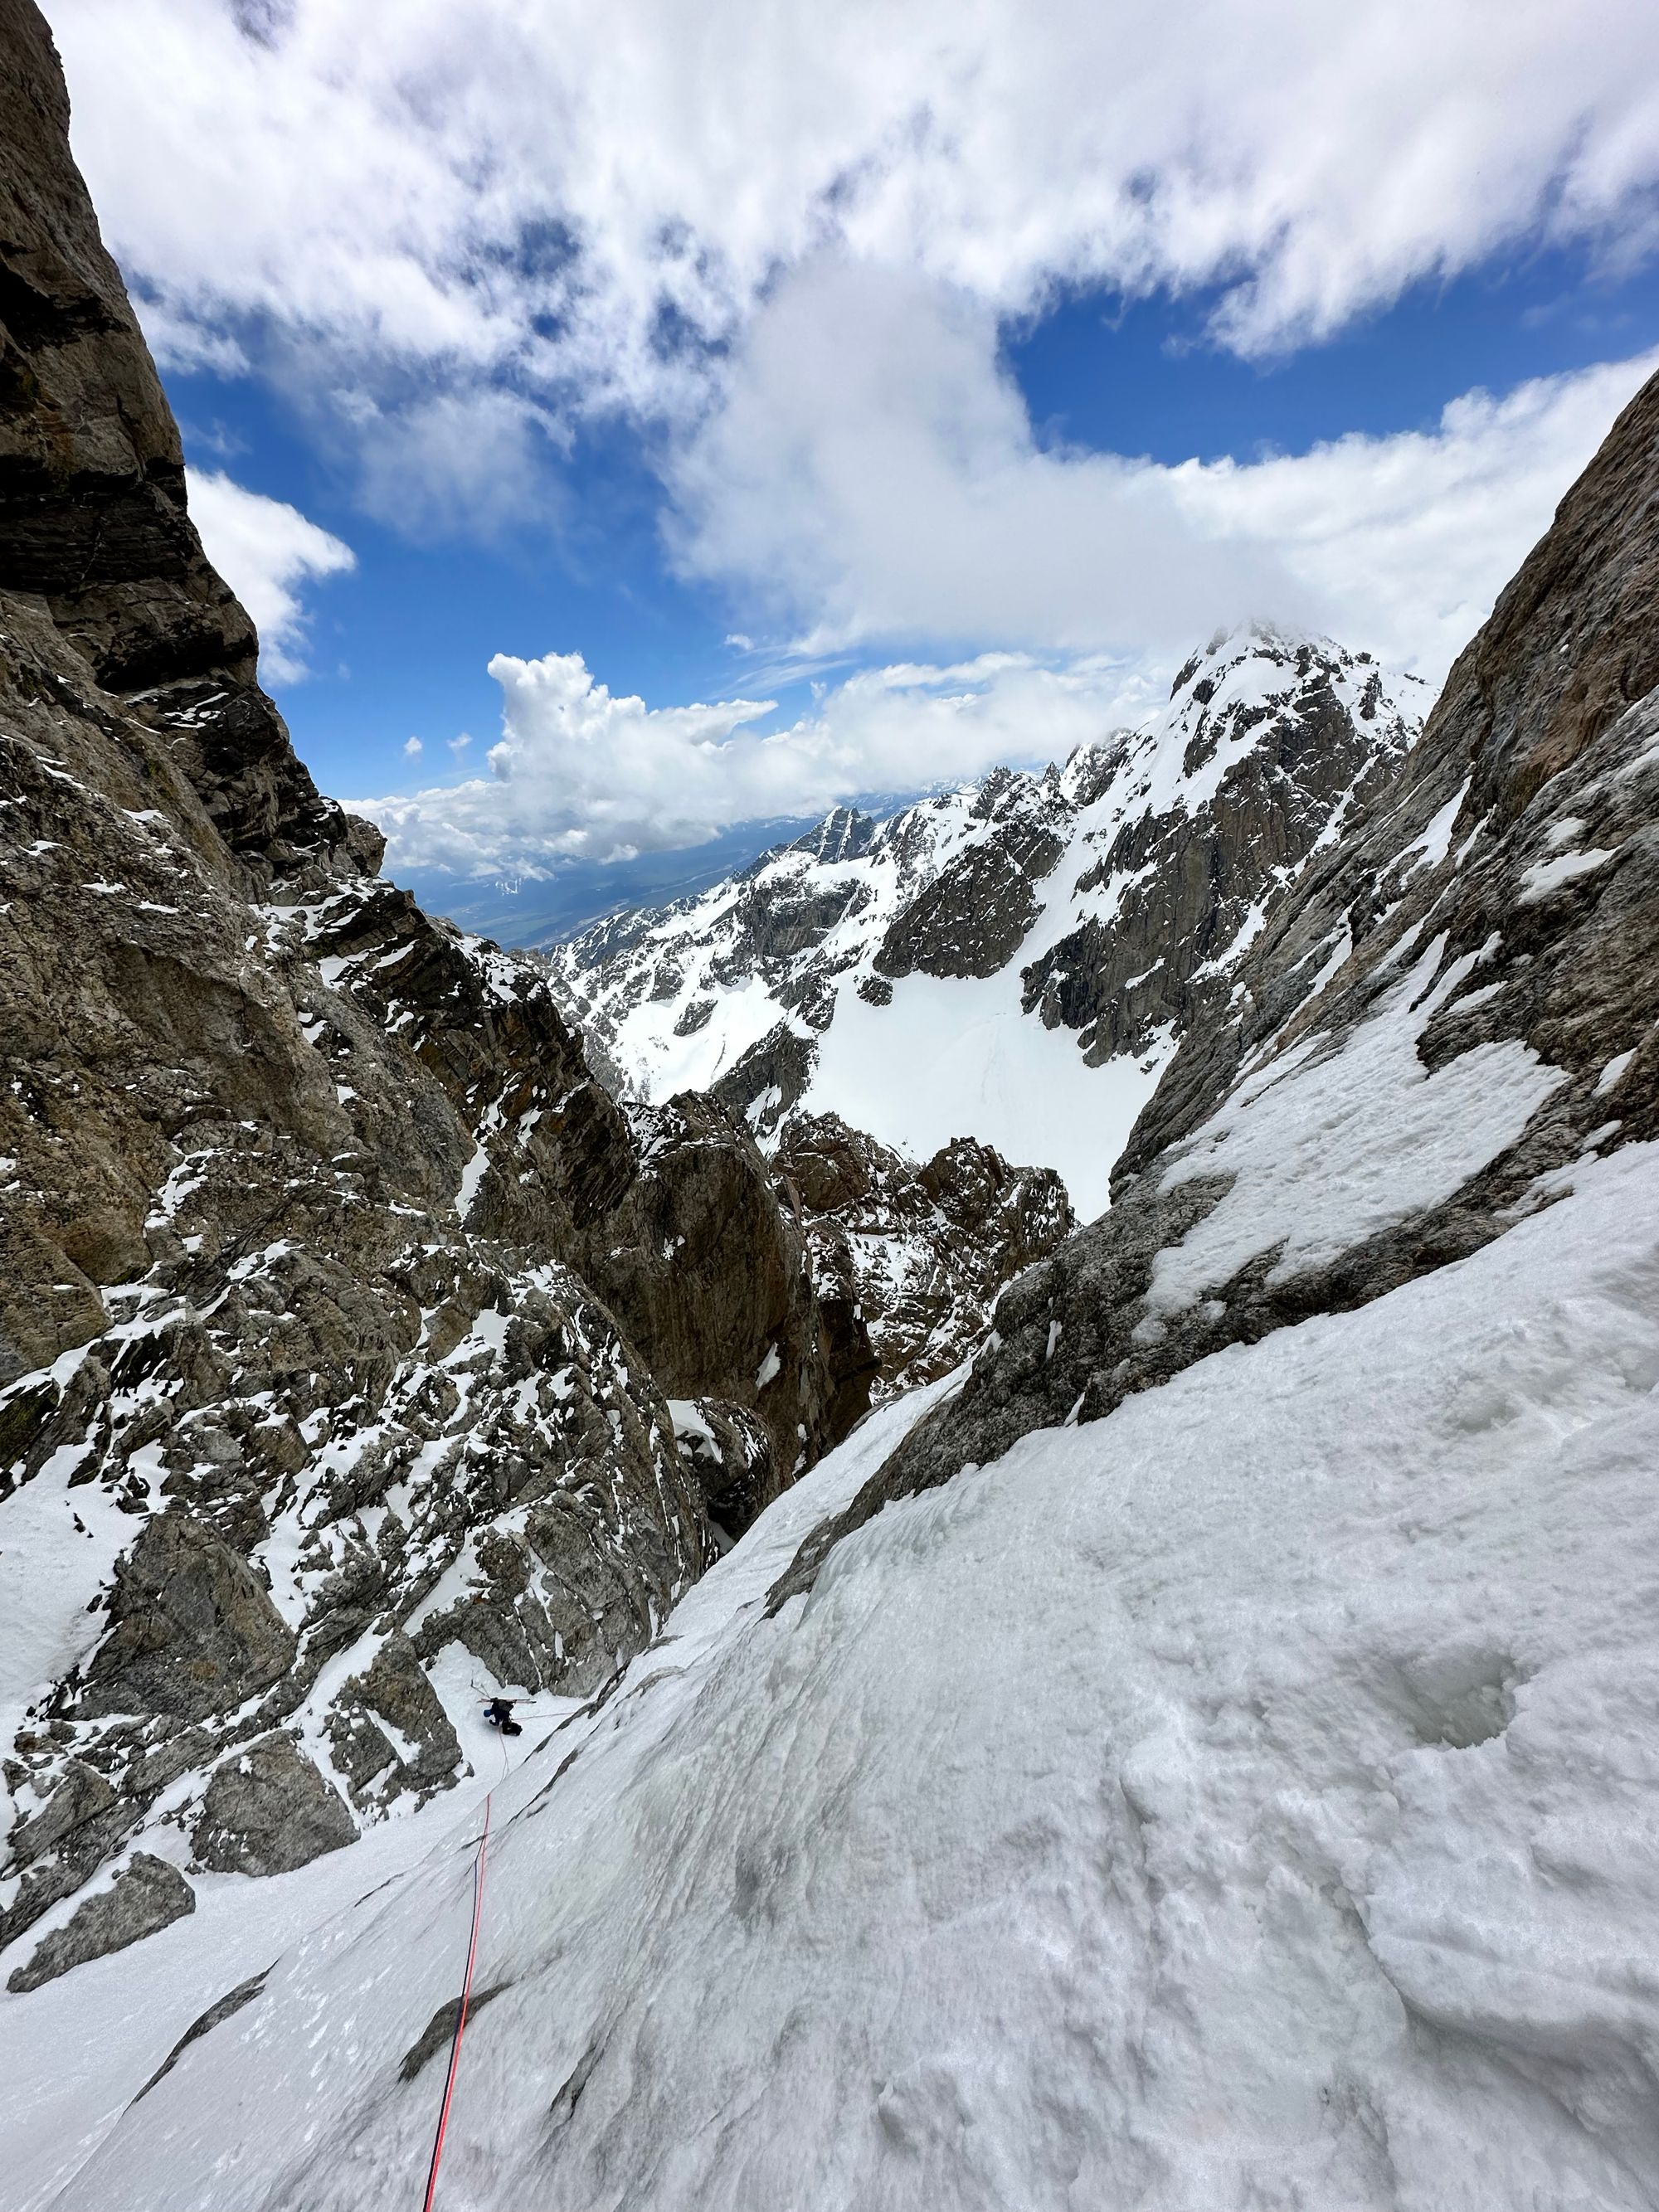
[1518,845,1617,903]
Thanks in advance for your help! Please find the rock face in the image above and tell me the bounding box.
[667,1397,777,1539]
[192,1738,356,1878]
[79,1513,298,1723]
[6,1852,194,1994]
[0,0,867,1986]
[579,1092,871,1487]
[771,365,1659,1607]
[773,1113,1075,1397]
[548,633,1425,1174]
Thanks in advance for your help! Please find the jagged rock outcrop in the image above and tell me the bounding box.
[708,1019,820,1138]
[873,772,1067,981]
[1020,639,1416,1064]
[0,0,866,1987]
[773,1112,1075,1396]
[578,1091,873,1489]
[6,1851,193,1994]
[667,1397,776,1538]
[78,1512,298,1723]
[771,366,1659,1607]
[191,1736,356,1877]
[0,0,365,882]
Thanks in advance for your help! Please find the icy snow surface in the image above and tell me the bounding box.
[36,1140,1659,2211]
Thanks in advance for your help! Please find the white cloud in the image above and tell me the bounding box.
[53,0,1659,767]
[185,467,355,683]
[674,261,1659,677]
[669,261,1311,659]
[1166,352,1659,678]
[360,646,1161,877]
[362,332,1659,878]
[403,735,423,756]
[51,0,1659,496]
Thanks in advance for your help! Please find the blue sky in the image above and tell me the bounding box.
[46,0,1659,936]
[168,246,1659,790]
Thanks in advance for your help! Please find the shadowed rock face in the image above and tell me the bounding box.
[0,0,868,1983]
[709,1020,820,1140]
[669,1397,777,1539]
[581,1091,875,1490]
[874,815,1066,981]
[771,368,1659,1610]
[773,1112,1076,1398]
[0,0,363,861]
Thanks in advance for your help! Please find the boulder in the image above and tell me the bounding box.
[326,1635,461,1808]
[7,1852,193,1992]
[79,1513,296,1723]
[192,1735,356,1877]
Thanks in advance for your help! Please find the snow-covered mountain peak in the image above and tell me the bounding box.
[550,626,1428,1216]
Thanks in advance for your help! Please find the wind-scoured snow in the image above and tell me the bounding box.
[42,1140,1659,2211]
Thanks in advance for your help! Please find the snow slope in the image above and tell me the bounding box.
[48,1137,1659,2211]
[551,629,1425,1218]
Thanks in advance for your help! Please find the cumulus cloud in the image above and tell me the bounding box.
[362,645,1163,877]
[54,0,1659,503]
[186,467,355,682]
[403,736,423,756]
[59,0,1659,842]
[673,263,1659,676]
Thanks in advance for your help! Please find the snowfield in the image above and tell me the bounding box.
[28,1135,1659,2211]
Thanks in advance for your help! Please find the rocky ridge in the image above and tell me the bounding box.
[0,0,868,1993]
[773,1114,1075,1400]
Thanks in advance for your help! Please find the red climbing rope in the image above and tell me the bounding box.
[420,1789,492,2212]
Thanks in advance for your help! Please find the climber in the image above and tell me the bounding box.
[482,1696,523,1737]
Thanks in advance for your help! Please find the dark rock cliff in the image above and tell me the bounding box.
[0,0,868,1991]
